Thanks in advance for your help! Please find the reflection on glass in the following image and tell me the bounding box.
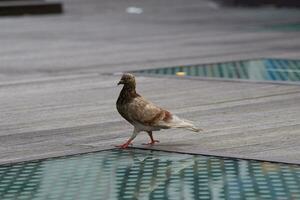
[0,149,299,200]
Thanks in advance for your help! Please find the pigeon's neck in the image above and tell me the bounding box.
[118,84,139,104]
[122,84,138,96]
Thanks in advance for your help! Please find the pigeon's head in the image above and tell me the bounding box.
[118,73,136,87]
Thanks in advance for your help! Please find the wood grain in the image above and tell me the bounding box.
[0,0,300,164]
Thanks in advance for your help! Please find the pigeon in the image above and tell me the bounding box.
[116,73,202,148]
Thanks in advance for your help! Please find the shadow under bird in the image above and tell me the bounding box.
[116,73,202,148]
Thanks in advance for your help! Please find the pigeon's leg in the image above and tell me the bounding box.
[115,129,138,149]
[143,131,160,145]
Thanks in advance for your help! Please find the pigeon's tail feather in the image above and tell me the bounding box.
[162,115,203,132]
[185,125,202,132]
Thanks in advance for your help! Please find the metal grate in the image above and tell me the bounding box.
[132,58,300,83]
[0,149,299,200]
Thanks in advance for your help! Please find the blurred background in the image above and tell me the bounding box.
[1,0,300,165]
[0,0,299,83]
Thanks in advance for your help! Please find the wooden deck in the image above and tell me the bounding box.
[0,0,300,164]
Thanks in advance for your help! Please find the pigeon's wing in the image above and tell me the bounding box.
[127,96,202,132]
[126,96,172,127]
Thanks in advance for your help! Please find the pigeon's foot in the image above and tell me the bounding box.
[142,140,160,146]
[115,141,133,149]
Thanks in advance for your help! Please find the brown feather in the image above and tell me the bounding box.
[163,110,172,122]
[116,73,202,133]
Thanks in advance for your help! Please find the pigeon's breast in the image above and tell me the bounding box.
[116,103,133,124]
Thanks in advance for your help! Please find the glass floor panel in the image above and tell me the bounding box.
[0,149,299,200]
[132,58,300,83]
[267,23,300,31]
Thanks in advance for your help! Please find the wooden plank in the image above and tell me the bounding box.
[0,0,299,165]
[0,74,300,164]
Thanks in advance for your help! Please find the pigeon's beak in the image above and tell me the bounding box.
[117,80,124,85]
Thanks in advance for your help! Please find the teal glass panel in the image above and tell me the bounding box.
[131,59,300,83]
[0,149,299,200]
[267,23,300,31]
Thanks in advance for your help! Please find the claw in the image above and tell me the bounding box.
[115,141,133,149]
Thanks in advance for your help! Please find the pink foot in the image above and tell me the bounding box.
[142,140,160,146]
[115,141,133,149]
